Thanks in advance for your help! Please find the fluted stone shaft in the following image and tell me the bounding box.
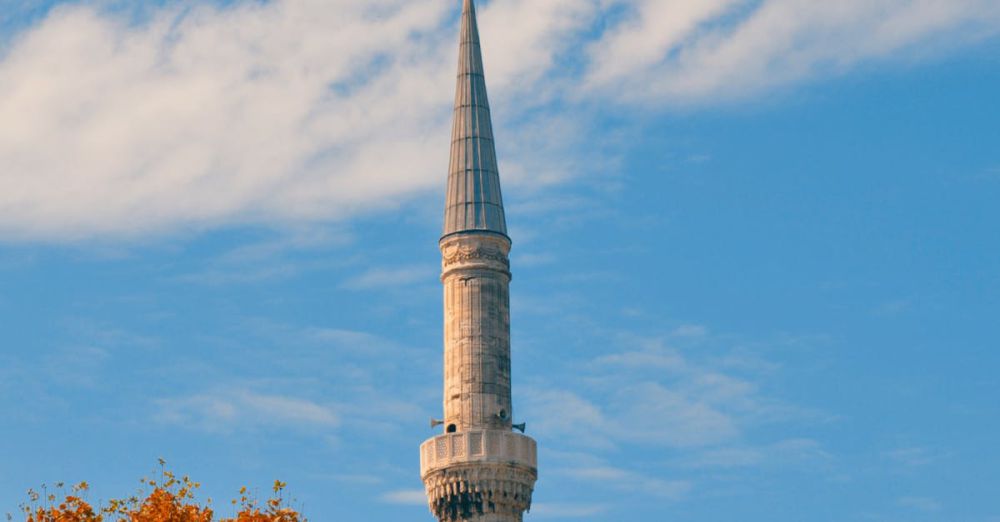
[441,233,513,431]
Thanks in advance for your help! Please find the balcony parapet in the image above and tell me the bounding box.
[420,429,537,478]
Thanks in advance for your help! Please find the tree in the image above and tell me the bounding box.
[17,463,303,522]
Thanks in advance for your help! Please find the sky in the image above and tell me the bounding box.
[1,0,999,520]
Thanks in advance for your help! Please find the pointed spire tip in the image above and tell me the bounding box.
[443,0,507,238]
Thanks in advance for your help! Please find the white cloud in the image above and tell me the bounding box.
[342,265,435,290]
[156,388,338,431]
[1,0,997,241]
[522,389,611,449]
[157,322,436,438]
[684,438,832,469]
[560,464,692,500]
[770,438,833,462]
[585,0,1000,103]
[672,324,709,338]
[593,345,687,370]
[41,345,111,388]
[379,489,427,506]
[586,0,742,89]
[519,329,832,507]
[172,225,352,284]
[303,327,401,353]
[524,337,776,450]
[883,446,941,468]
[530,502,608,519]
[615,381,740,447]
[0,0,456,240]
[898,496,942,512]
[685,446,764,468]
[477,0,600,97]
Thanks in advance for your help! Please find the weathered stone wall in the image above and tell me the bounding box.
[440,232,513,432]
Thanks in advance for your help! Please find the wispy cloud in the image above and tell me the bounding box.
[671,324,710,338]
[379,489,427,506]
[41,345,111,388]
[519,327,834,507]
[883,446,942,468]
[527,335,801,450]
[684,446,764,469]
[155,388,338,432]
[149,321,435,443]
[4,319,160,396]
[342,265,435,290]
[301,327,402,354]
[0,0,997,241]
[172,226,353,284]
[873,298,913,316]
[552,458,693,501]
[585,0,1000,104]
[898,496,942,512]
[521,389,611,449]
[682,438,833,469]
[531,502,608,518]
[0,0,455,240]
[512,252,557,267]
[576,468,690,500]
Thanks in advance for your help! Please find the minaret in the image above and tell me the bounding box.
[420,1,538,521]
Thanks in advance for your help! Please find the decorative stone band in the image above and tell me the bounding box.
[440,233,511,280]
[443,247,510,269]
[421,430,537,478]
[421,431,537,521]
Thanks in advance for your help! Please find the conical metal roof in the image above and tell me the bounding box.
[443,0,508,238]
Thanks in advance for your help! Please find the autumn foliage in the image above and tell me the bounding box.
[19,463,302,522]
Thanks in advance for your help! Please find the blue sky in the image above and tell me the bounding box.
[1,0,999,520]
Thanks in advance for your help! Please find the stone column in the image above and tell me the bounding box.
[441,232,513,433]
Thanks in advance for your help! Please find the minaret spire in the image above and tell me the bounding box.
[444,0,507,237]
[421,2,538,521]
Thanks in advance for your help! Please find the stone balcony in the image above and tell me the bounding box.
[420,429,537,478]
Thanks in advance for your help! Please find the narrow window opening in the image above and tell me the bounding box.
[447,424,457,433]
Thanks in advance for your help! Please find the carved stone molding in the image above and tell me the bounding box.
[442,247,510,269]
[440,234,511,280]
